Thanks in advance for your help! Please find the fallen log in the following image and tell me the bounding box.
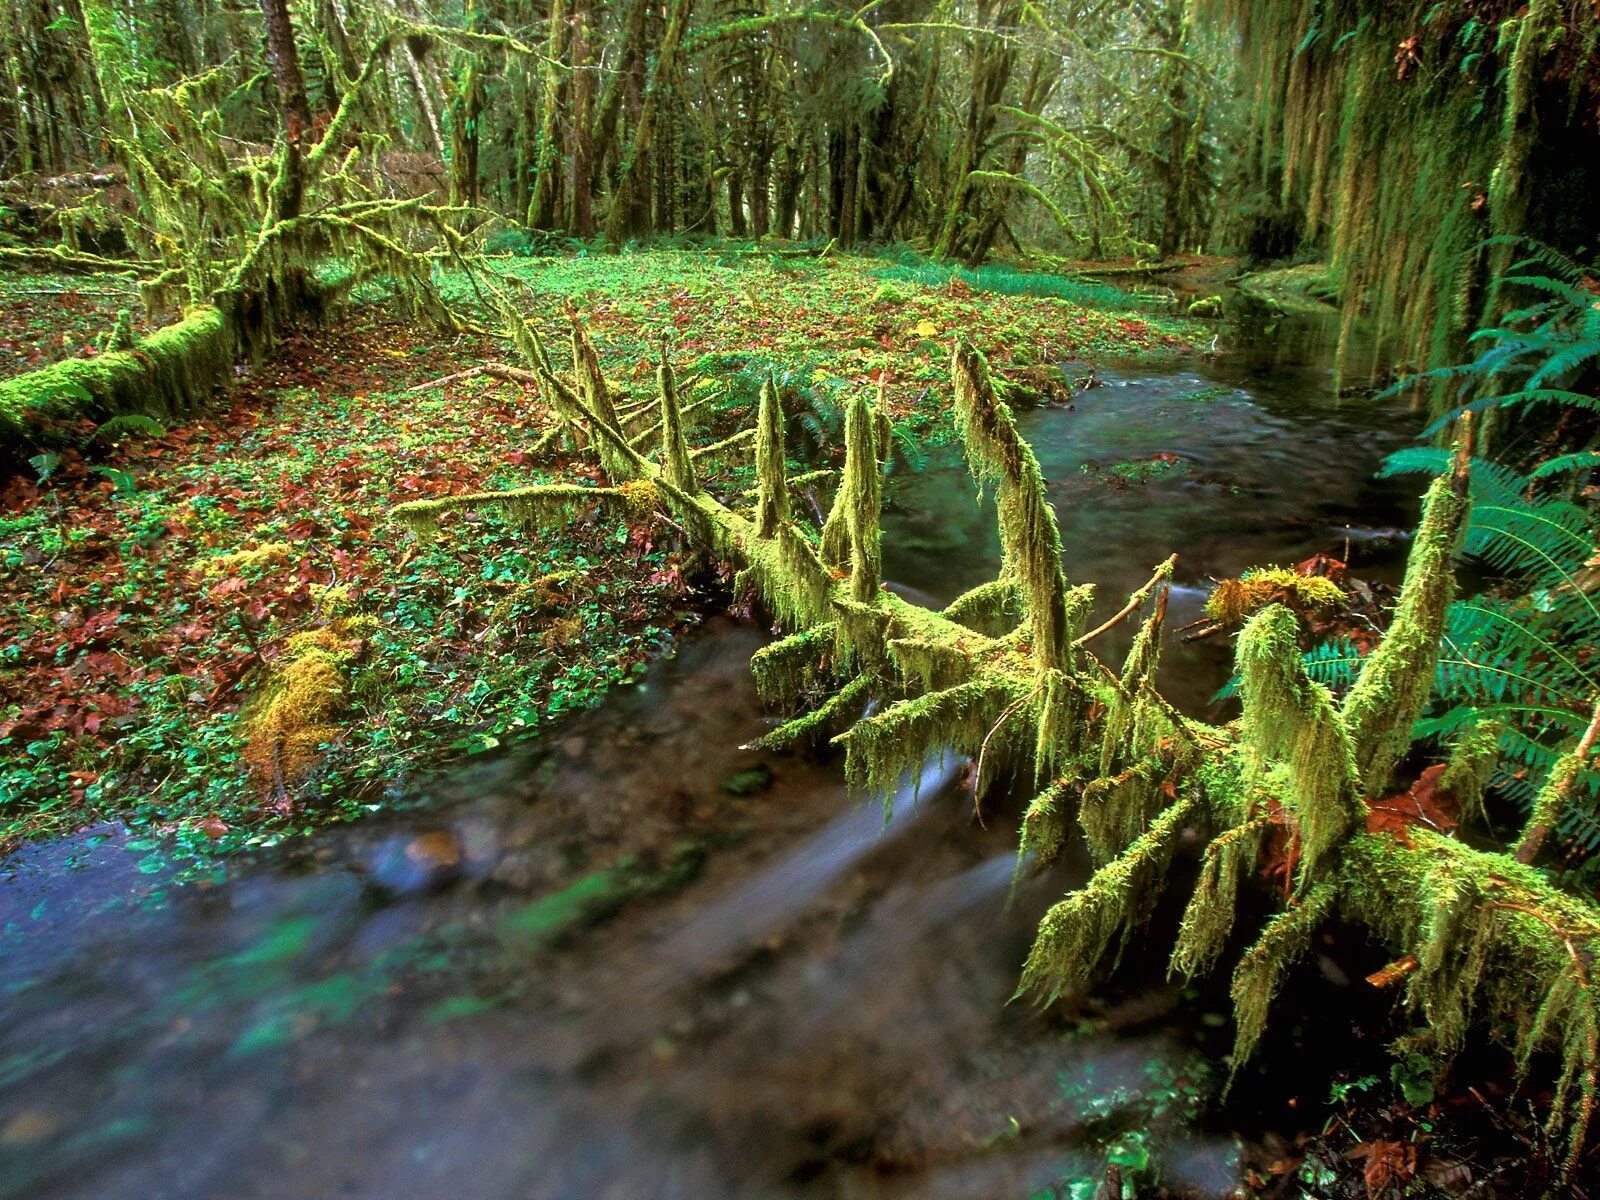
[389,320,1600,1183]
[0,307,233,453]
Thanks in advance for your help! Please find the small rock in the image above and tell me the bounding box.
[0,1110,58,1145]
[721,764,774,796]
[365,831,463,894]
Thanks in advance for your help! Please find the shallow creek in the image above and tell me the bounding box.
[1,295,1421,1199]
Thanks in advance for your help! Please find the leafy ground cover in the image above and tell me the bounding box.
[0,248,1199,868]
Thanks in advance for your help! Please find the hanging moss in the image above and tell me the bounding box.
[1079,762,1167,864]
[888,637,974,694]
[1228,882,1337,1076]
[942,578,1023,637]
[753,675,872,750]
[952,339,1077,672]
[1342,472,1469,795]
[1100,591,1170,777]
[1020,777,1076,869]
[1237,604,1363,885]
[1439,717,1504,825]
[1019,793,1200,1003]
[1205,0,1600,396]
[1170,807,1272,980]
[750,623,838,703]
[834,675,1027,800]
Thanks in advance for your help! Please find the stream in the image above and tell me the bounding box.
[1,292,1422,1199]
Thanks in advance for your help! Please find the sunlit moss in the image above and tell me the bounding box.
[1342,473,1468,795]
[1237,604,1362,885]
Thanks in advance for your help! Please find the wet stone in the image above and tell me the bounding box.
[364,831,464,895]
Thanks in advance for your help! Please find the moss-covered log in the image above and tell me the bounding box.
[0,306,233,452]
[392,323,1600,1180]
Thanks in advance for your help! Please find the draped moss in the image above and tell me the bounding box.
[1207,0,1600,396]
[1342,471,1470,794]
[393,322,1600,1175]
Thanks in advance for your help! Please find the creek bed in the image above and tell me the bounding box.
[0,295,1424,1199]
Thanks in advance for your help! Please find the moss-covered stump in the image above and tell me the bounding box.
[0,305,233,453]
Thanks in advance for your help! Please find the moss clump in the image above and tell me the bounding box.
[241,625,357,789]
[1204,567,1345,626]
[198,542,295,577]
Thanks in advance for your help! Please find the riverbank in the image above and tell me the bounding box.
[0,249,1200,865]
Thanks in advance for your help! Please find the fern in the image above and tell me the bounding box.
[1358,242,1600,848]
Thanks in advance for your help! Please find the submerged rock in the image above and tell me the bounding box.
[363,830,464,895]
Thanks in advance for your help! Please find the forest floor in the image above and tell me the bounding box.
[0,248,1199,870]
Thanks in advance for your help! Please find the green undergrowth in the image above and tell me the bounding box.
[0,248,1199,867]
[0,313,686,866]
[871,253,1172,310]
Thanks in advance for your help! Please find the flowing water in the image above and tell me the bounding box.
[0,292,1421,1199]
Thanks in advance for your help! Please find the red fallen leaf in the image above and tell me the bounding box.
[1296,551,1348,585]
[1366,764,1460,845]
[505,449,530,466]
[1348,1138,1418,1196]
[1258,801,1302,891]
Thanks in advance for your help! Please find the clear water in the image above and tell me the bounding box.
[0,296,1421,1199]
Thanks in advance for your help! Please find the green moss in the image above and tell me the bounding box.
[1237,604,1362,885]
[753,373,789,538]
[1342,473,1468,795]
[657,346,698,494]
[952,340,1078,673]
[0,306,233,448]
[1019,793,1199,1003]
[834,673,1026,800]
[942,578,1023,637]
[1228,883,1337,1078]
[391,484,633,541]
[841,393,882,605]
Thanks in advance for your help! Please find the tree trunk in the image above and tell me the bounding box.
[260,0,314,221]
[603,0,694,247]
